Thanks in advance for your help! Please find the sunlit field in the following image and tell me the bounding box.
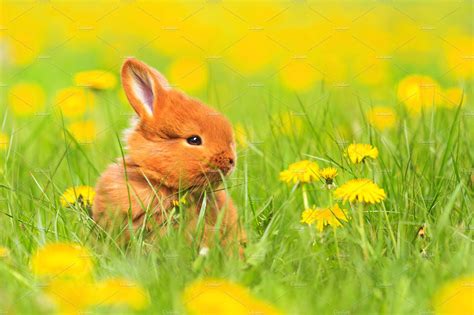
[1,1,473,314]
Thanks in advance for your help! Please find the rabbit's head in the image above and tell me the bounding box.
[121,58,236,189]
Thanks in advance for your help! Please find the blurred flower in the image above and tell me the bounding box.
[234,123,249,148]
[301,204,348,232]
[60,185,96,208]
[276,112,303,136]
[54,87,95,118]
[319,167,338,186]
[95,278,150,310]
[7,24,45,66]
[68,120,97,143]
[183,278,281,315]
[280,160,319,184]
[0,246,10,258]
[44,278,95,313]
[441,87,465,109]
[172,195,187,207]
[8,83,46,116]
[433,276,474,315]
[445,35,473,80]
[168,57,208,93]
[31,243,93,279]
[74,70,117,90]
[397,75,441,114]
[347,143,379,164]
[334,178,386,204]
[226,33,274,75]
[366,106,397,130]
[279,59,321,91]
[0,132,9,150]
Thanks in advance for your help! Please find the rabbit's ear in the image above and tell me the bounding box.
[121,58,170,119]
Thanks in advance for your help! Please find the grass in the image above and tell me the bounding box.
[0,54,473,314]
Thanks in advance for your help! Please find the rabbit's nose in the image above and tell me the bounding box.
[211,154,235,174]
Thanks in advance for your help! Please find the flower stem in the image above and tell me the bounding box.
[357,203,370,260]
[302,183,310,209]
[333,227,342,266]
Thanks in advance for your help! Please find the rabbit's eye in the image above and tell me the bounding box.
[186,135,202,146]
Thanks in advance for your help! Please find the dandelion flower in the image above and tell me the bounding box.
[279,160,319,184]
[44,278,95,313]
[301,205,348,232]
[347,143,378,164]
[68,120,97,144]
[397,75,441,114]
[432,276,474,315]
[279,60,321,91]
[366,106,397,130]
[334,178,386,204]
[300,208,319,225]
[0,246,10,258]
[183,278,281,315]
[8,83,46,116]
[319,167,338,185]
[54,87,95,118]
[60,186,95,208]
[441,87,465,109]
[0,133,9,150]
[95,278,150,310]
[315,204,349,232]
[31,243,93,278]
[74,70,117,90]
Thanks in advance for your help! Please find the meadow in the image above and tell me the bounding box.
[0,1,473,314]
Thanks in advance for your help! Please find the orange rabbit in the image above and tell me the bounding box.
[93,58,245,251]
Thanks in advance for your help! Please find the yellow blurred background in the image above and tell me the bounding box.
[2,1,472,90]
[1,0,472,147]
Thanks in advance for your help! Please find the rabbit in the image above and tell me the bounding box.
[93,58,245,253]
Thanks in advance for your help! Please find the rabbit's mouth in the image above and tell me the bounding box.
[206,164,235,177]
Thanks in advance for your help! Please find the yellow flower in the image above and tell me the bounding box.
[366,106,397,131]
[0,246,10,258]
[300,208,319,225]
[397,75,441,114]
[172,195,187,207]
[44,278,95,313]
[8,83,46,116]
[183,278,281,315]
[0,132,9,150]
[433,276,474,315]
[279,59,321,91]
[347,143,379,164]
[31,243,93,278]
[441,87,465,109]
[60,185,96,208]
[74,70,117,90]
[279,160,319,184]
[315,204,349,232]
[95,278,150,310]
[334,178,386,204]
[68,120,97,144]
[319,167,338,185]
[168,57,208,93]
[225,32,274,75]
[54,87,95,118]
